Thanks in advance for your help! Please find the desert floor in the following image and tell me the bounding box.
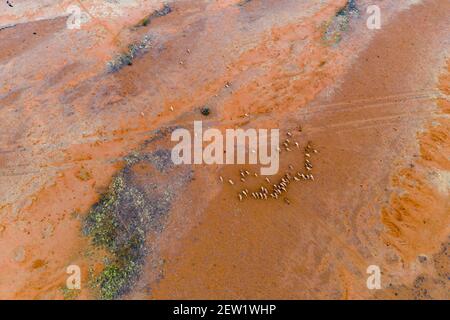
[0,0,448,299]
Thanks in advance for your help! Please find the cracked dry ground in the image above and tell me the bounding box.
[0,0,448,299]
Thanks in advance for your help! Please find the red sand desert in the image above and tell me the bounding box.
[0,0,448,300]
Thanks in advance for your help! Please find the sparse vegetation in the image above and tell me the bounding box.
[83,175,147,299]
[153,3,172,18]
[237,0,252,6]
[201,106,210,116]
[139,17,151,27]
[321,0,359,46]
[107,36,152,73]
[135,3,172,28]
[61,286,81,300]
[83,148,182,299]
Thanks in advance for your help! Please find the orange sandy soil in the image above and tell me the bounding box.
[0,0,448,299]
